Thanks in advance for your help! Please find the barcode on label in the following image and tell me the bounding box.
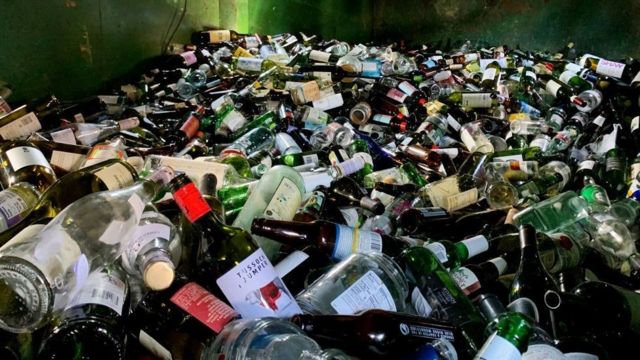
[91,288,120,306]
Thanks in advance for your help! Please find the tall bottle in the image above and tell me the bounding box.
[508,225,560,333]
[396,247,486,358]
[292,309,462,359]
[231,165,305,259]
[71,117,140,146]
[37,266,129,360]
[127,274,238,360]
[0,167,173,333]
[169,173,302,318]
[0,158,139,245]
[0,140,57,193]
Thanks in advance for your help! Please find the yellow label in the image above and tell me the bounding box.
[233,46,253,58]
[426,100,445,116]
[207,30,231,43]
[508,113,529,122]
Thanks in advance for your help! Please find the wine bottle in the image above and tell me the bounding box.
[292,309,462,359]
[0,158,139,245]
[0,140,57,193]
[421,235,490,270]
[37,266,129,360]
[450,257,508,299]
[509,225,560,333]
[473,311,533,360]
[169,173,303,318]
[274,250,332,297]
[80,136,128,168]
[0,167,173,333]
[127,274,238,360]
[396,207,453,236]
[292,189,327,223]
[121,205,181,291]
[231,165,305,259]
[396,247,486,358]
[327,176,384,215]
[29,140,91,175]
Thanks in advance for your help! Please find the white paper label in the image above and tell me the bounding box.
[309,50,332,63]
[411,287,434,317]
[339,207,359,227]
[302,154,319,165]
[237,58,263,72]
[148,155,231,190]
[631,116,639,132]
[387,88,408,103]
[444,188,478,212]
[313,93,344,111]
[593,115,606,127]
[578,160,596,171]
[94,163,135,191]
[50,151,85,172]
[66,272,126,315]
[481,68,498,82]
[216,248,301,318]
[0,191,32,232]
[262,178,302,220]
[398,81,418,96]
[522,344,566,360]
[451,267,481,296]
[73,113,85,123]
[330,270,396,315]
[425,242,448,263]
[474,332,521,360]
[274,250,309,279]
[128,194,145,223]
[50,128,77,145]
[461,93,492,108]
[596,59,625,78]
[223,110,246,132]
[333,224,383,260]
[5,146,51,171]
[139,330,173,360]
[446,114,461,132]
[546,81,562,97]
[0,112,42,140]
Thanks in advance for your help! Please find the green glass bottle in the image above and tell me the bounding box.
[399,161,428,188]
[273,150,328,167]
[396,247,485,359]
[602,148,628,200]
[424,235,489,270]
[580,175,611,213]
[230,111,278,141]
[509,225,560,333]
[472,312,533,360]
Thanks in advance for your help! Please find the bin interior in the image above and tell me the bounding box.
[1,0,638,102]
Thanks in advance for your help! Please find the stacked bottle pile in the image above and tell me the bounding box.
[0,29,640,360]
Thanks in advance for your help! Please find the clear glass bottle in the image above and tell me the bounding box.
[296,252,408,315]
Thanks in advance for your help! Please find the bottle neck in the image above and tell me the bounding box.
[250,218,315,248]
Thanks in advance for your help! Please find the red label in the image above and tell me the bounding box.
[173,182,211,222]
[170,282,237,333]
[180,116,200,139]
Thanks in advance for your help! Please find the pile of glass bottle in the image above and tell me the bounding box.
[0,28,639,360]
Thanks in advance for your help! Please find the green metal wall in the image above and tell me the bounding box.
[1,0,638,104]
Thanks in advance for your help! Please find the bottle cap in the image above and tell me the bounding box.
[144,261,175,291]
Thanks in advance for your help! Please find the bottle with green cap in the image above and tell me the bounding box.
[472,311,533,360]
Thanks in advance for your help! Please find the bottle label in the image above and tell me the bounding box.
[446,114,462,132]
[207,30,231,43]
[73,112,85,123]
[461,93,491,108]
[398,322,456,341]
[262,178,302,220]
[50,150,84,172]
[222,110,246,132]
[563,353,599,360]
[545,80,562,97]
[50,128,77,145]
[330,270,396,315]
[444,188,478,212]
[274,250,309,279]
[302,154,319,165]
[578,160,596,171]
[302,107,329,125]
[117,117,140,130]
[308,50,331,63]
[411,287,434,317]
[559,70,576,84]
[462,235,490,258]
[605,156,624,172]
[333,224,383,260]
[298,81,322,103]
[179,51,197,66]
[170,282,237,333]
[0,190,32,231]
[372,114,393,125]
[0,112,42,140]
[139,330,173,360]
[595,59,625,78]
[237,57,264,72]
[125,220,171,265]
[335,156,366,177]
[84,144,125,167]
[312,93,344,111]
[475,333,521,360]
[450,267,481,296]
[631,116,639,133]
[66,272,126,315]
[425,242,449,263]
[6,146,51,173]
[173,182,212,223]
[481,68,497,82]
[216,248,302,318]
[522,344,566,360]
[386,88,408,103]
[398,81,418,96]
[548,113,564,128]
[592,115,606,127]
[361,61,381,77]
[94,162,135,191]
[339,207,360,227]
